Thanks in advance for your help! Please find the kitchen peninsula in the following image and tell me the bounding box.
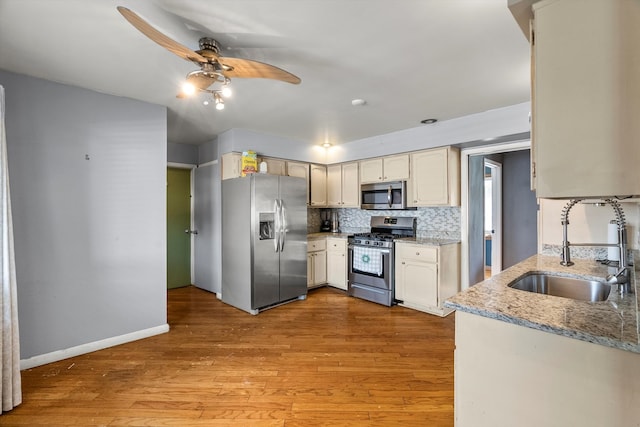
[445,253,640,427]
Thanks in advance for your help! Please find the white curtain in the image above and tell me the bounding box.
[0,85,22,412]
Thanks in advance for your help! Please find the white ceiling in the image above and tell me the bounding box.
[0,0,531,146]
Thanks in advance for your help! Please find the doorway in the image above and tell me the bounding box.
[461,140,537,290]
[167,167,192,289]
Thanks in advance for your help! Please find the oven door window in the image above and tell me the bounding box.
[352,246,384,276]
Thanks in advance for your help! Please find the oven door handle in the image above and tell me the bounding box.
[348,245,391,254]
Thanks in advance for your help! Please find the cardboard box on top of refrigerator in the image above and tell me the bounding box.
[241,150,258,176]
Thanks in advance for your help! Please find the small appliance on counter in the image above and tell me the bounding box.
[320,210,331,232]
[331,211,339,233]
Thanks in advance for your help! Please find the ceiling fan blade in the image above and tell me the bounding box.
[220,57,301,84]
[117,6,207,64]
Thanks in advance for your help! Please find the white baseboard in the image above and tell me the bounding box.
[20,324,170,370]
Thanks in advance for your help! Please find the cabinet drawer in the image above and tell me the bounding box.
[308,239,327,252]
[396,244,437,263]
[326,238,347,253]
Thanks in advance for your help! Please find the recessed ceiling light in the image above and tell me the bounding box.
[323,142,332,148]
[351,99,367,106]
[420,118,438,125]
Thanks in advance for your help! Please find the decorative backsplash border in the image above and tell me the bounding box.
[308,207,461,240]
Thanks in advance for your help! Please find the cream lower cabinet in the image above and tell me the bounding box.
[455,311,640,427]
[394,242,460,316]
[307,238,327,288]
[408,147,460,207]
[326,237,347,290]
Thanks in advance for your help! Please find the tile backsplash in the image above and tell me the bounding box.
[308,207,461,240]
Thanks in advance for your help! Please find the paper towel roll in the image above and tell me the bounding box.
[608,221,619,261]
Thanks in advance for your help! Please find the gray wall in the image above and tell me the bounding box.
[168,142,198,165]
[502,150,537,268]
[1,70,168,360]
[198,139,218,165]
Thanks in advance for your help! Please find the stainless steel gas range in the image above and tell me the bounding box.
[347,216,417,306]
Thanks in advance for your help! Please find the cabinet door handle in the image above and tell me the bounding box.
[402,261,405,265]
[416,252,420,255]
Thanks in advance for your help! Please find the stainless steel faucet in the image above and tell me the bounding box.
[560,198,630,293]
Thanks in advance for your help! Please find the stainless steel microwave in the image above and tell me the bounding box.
[360,181,413,210]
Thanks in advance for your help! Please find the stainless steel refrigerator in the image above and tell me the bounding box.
[222,174,307,314]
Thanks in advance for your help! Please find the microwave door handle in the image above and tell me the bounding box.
[387,185,392,207]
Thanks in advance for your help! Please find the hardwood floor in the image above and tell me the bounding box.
[2,286,455,426]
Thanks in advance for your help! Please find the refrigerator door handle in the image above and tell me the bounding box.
[280,199,287,252]
[273,199,280,252]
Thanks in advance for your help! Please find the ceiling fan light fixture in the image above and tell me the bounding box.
[181,81,196,97]
[220,85,232,98]
[214,93,225,110]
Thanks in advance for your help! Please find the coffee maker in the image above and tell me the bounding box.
[320,210,331,232]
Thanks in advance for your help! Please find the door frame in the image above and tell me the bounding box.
[460,140,531,290]
[168,162,196,283]
[484,158,502,276]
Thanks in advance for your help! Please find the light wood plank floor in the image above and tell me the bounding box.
[3,286,455,426]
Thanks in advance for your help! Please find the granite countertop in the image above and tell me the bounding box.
[307,232,351,239]
[445,254,640,354]
[396,237,461,246]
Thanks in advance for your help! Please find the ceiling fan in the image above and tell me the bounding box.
[117,6,301,109]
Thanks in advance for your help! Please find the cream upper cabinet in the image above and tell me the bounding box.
[383,154,410,181]
[327,162,360,208]
[221,152,242,180]
[309,164,327,207]
[326,237,347,290]
[341,162,360,207]
[326,164,342,207]
[395,242,460,317]
[359,158,383,183]
[408,147,460,207]
[286,161,309,203]
[259,157,286,176]
[359,154,409,183]
[531,0,640,198]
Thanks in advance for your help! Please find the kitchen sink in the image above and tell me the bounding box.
[508,273,611,302]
